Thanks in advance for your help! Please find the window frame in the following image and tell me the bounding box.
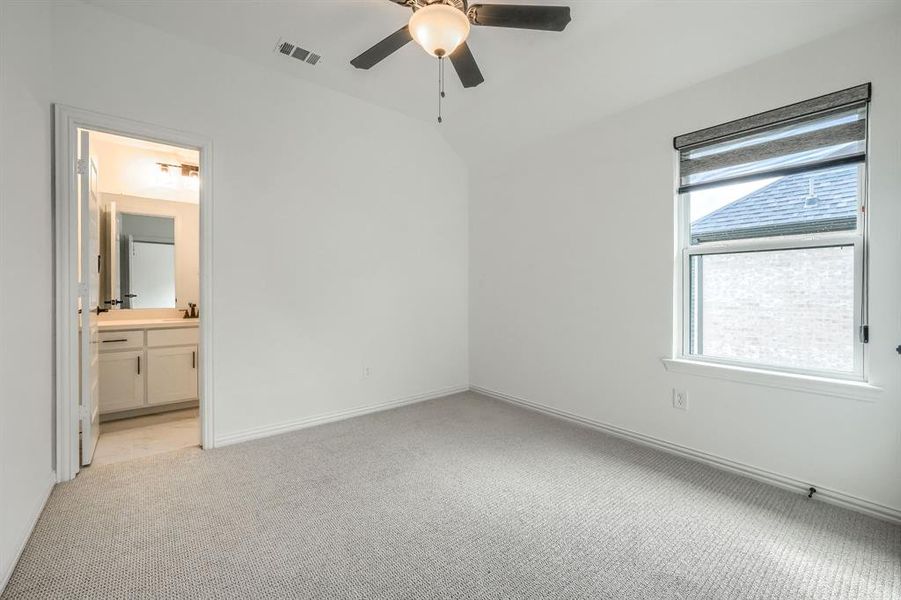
[674,156,869,382]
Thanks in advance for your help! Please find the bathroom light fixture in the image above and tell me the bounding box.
[408,2,470,58]
[156,162,199,178]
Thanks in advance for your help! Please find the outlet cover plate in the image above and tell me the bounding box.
[673,389,688,410]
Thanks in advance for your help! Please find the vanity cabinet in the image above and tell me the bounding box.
[99,324,198,416]
[147,346,198,405]
[98,350,144,413]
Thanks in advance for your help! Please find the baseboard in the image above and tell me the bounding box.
[471,385,901,525]
[215,385,470,447]
[0,470,56,594]
[101,399,198,422]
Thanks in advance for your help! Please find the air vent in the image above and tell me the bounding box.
[275,38,322,67]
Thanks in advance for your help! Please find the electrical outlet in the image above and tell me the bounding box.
[672,389,688,410]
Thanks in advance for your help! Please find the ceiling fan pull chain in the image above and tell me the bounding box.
[437,56,444,124]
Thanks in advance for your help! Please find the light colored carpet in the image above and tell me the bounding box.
[4,392,899,599]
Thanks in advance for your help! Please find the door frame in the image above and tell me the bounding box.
[54,105,215,482]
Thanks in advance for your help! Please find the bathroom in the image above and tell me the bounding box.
[83,130,201,467]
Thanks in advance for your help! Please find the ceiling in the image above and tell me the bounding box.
[88,0,896,166]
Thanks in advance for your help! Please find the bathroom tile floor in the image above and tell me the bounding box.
[90,408,200,467]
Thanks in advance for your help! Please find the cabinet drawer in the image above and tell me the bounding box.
[99,330,144,351]
[147,327,198,347]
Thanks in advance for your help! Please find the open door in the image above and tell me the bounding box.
[108,200,119,306]
[78,130,102,466]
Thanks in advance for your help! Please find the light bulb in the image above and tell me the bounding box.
[409,3,470,58]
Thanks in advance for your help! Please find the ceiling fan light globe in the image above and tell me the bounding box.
[409,3,470,58]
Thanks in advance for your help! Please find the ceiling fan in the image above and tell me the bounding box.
[350,1,572,91]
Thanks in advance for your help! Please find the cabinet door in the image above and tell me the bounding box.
[99,350,145,413]
[147,346,198,405]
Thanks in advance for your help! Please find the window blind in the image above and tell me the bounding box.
[674,84,870,194]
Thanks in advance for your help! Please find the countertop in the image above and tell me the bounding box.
[97,318,200,331]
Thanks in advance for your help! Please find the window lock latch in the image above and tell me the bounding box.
[859,325,869,344]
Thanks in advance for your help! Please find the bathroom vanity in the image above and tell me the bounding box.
[98,318,199,419]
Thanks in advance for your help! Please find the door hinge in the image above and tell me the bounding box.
[76,158,88,175]
[859,325,869,344]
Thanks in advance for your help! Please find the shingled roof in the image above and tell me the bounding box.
[690,164,859,243]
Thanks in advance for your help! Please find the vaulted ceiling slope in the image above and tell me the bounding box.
[88,0,895,167]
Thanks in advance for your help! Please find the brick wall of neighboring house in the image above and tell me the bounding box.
[695,246,855,372]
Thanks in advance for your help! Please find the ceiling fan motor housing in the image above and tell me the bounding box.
[414,0,468,11]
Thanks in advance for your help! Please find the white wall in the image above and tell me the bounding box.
[0,0,56,588]
[45,0,468,439]
[48,0,469,441]
[470,14,901,514]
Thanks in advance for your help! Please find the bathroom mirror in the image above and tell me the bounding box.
[107,211,176,309]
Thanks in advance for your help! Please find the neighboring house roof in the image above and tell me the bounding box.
[691,165,858,243]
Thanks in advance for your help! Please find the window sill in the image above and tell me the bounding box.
[660,358,882,402]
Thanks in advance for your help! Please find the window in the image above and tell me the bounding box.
[674,85,870,379]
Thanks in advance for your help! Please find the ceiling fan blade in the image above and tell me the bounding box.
[449,42,484,88]
[350,25,413,70]
[468,4,571,32]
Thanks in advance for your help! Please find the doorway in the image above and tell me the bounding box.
[54,106,214,481]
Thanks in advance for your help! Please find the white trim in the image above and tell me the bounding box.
[660,357,882,401]
[215,385,470,447]
[685,230,860,255]
[471,385,900,524]
[53,105,215,482]
[0,471,56,593]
